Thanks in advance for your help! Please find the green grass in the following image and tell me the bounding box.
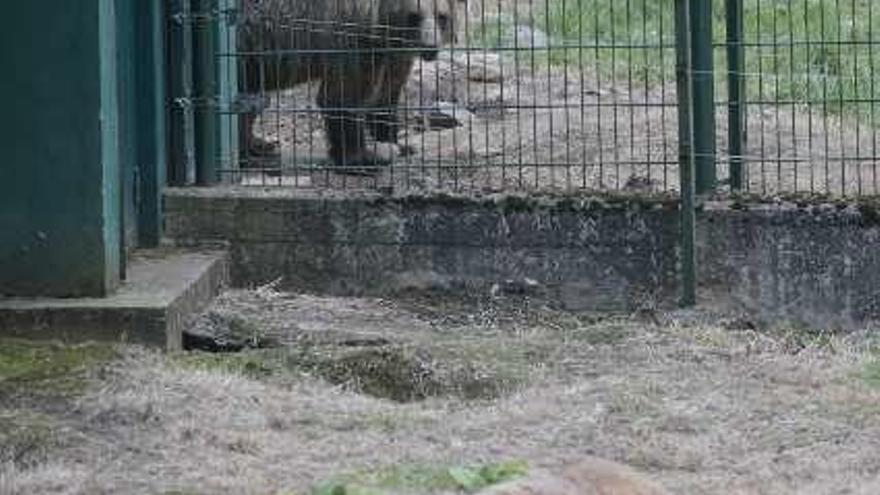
[0,338,116,397]
[0,339,117,466]
[468,0,880,120]
[172,350,279,380]
[311,460,529,495]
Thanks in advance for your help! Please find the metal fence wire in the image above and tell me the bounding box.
[722,0,880,197]
[170,0,880,196]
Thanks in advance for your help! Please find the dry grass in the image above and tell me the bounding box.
[2,292,880,494]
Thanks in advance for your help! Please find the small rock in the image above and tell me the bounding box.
[450,52,504,83]
[183,311,277,352]
[420,101,469,130]
[503,25,551,49]
[493,278,544,297]
[623,175,660,192]
[719,316,759,331]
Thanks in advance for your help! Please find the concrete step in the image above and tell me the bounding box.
[0,248,229,350]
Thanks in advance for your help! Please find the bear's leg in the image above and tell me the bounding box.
[319,69,389,174]
[236,94,281,178]
[237,104,274,158]
[238,54,281,173]
[366,56,415,156]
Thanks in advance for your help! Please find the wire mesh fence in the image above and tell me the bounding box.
[171,0,880,196]
[206,0,679,192]
[719,0,880,196]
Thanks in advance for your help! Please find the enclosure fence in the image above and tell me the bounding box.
[166,0,880,197]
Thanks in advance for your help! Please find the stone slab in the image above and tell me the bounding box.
[0,248,229,350]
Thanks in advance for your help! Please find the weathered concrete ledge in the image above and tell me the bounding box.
[163,187,880,329]
[0,249,229,349]
[698,201,880,330]
[164,187,681,312]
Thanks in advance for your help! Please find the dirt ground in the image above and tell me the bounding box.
[3,289,880,495]
[240,45,880,196]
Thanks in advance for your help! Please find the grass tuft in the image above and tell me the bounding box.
[0,338,116,397]
[311,460,529,495]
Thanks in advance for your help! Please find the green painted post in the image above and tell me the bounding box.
[726,0,746,190]
[216,0,239,179]
[167,0,197,185]
[115,0,138,273]
[135,0,169,246]
[0,1,121,297]
[193,0,219,185]
[676,0,697,307]
[689,0,717,194]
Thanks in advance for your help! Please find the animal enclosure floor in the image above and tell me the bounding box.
[2,290,880,494]
[241,53,880,196]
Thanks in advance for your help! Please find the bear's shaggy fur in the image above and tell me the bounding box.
[237,0,462,172]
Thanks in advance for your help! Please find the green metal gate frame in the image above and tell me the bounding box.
[676,0,698,307]
[675,0,748,306]
[166,0,237,186]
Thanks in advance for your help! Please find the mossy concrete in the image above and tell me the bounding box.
[698,200,880,329]
[164,188,880,330]
[164,187,679,313]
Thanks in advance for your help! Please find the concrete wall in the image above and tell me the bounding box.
[164,188,681,312]
[698,202,880,329]
[164,188,880,329]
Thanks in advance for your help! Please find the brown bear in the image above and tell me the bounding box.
[237,0,463,174]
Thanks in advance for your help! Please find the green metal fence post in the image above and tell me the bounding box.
[216,0,239,180]
[726,0,746,190]
[167,0,197,185]
[135,0,168,246]
[676,0,697,307]
[689,0,717,194]
[193,0,219,185]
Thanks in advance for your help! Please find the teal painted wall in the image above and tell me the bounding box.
[116,0,139,258]
[135,0,168,247]
[100,0,122,291]
[0,2,121,297]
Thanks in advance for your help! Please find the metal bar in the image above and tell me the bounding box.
[193,0,219,185]
[166,0,197,185]
[727,0,745,190]
[689,0,716,194]
[676,0,696,307]
[215,0,238,181]
[136,0,168,246]
[115,0,136,276]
